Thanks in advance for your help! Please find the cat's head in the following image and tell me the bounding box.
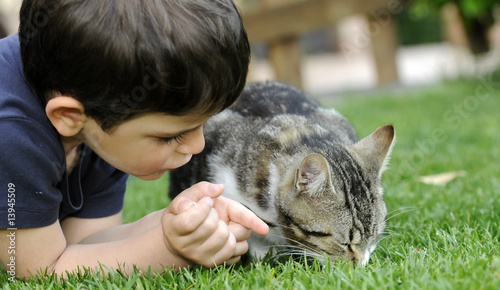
[276,125,395,265]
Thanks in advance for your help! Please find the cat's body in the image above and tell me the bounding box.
[169,81,395,265]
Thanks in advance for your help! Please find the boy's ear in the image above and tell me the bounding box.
[45,96,87,137]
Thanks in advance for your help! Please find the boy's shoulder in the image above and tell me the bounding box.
[0,34,61,157]
[0,34,22,77]
[0,34,45,120]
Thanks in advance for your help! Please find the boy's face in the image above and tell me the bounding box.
[80,113,210,180]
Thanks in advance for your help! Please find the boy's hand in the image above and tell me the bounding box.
[162,182,269,268]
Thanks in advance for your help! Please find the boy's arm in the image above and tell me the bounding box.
[61,210,164,245]
[0,182,269,278]
[0,221,186,278]
[66,182,269,267]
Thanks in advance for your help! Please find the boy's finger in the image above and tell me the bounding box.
[228,221,252,242]
[165,197,214,235]
[224,256,242,266]
[168,182,223,215]
[214,197,269,236]
[233,240,249,257]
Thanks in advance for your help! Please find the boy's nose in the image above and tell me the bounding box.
[176,127,205,155]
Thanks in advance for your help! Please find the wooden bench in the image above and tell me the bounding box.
[238,0,400,89]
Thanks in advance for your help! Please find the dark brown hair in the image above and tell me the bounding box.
[19,0,250,130]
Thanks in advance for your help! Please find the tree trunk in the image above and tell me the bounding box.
[453,0,494,55]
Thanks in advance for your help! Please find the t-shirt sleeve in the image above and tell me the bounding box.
[0,118,66,228]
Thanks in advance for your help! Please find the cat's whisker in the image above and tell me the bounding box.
[263,241,315,255]
[259,239,325,262]
[377,235,392,243]
[380,233,393,239]
[265,221,295,231]
[276,249,325,264]
[377,227,398,242]
[381,227,400,236]
[275,245,322,256]
[265,233,324,256]
[384,224,402,229]
[258,245,312,261]
[273,250,323,262]
[381,228,398,234]
[385,207,419,222]
[386,206,416,217]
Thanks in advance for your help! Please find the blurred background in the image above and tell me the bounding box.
[0,0,20,39]
[235,0,500,99]
[2,0,500,99]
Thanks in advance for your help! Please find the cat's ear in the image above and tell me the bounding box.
[350,124,395,177]
[295,153,332,196]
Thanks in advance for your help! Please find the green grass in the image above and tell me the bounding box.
[2,79,499,289]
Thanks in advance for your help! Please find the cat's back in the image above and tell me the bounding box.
[229,81,320,118]
[220,81,358,145]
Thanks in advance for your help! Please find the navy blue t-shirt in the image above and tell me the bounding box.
[0,34,128,228]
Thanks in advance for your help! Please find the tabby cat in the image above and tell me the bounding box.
[169,81,395,265]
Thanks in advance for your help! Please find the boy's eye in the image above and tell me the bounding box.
[159,133,187,145]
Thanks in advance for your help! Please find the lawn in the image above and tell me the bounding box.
[1,78,499,289]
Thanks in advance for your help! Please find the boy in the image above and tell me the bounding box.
[0,0,269,278]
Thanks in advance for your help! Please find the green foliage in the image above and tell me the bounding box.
[396,8,443,45]
[122,174,170,224]
[2,79,499,289]
[410,0,497,19]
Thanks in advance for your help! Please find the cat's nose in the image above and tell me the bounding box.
[350,251,369,266]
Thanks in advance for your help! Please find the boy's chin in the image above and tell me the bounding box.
[132,170,169,181]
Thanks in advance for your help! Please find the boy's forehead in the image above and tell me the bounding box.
[122,112,213,131]
[131,111,213,122]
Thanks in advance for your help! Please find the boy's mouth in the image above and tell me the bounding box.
[167,154,193,171]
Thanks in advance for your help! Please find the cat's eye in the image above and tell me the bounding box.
[300,228,331,237]
[343,244,354,253]
[308,231,331,237]
[340,243,354,253]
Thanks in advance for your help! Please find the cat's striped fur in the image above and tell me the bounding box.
[169,81,395,265]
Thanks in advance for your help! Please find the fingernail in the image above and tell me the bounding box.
[179,201,196,213]
[209,183,223,192]
[201,196,214,207]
